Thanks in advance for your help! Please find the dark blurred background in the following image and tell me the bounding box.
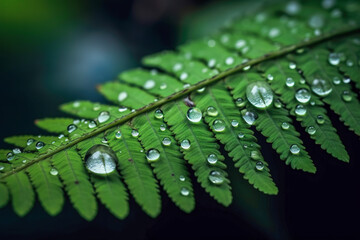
[0,0,359,239]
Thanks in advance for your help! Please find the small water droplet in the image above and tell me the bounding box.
[50,168,59,176]
[322,0,335,9]
[328,53,340,65]
[98,111,110,123]
[118,107,128,112]
[290,144,301,154]
[73,101,80,108]
[332,76,341,85]
[115,131,122,139]
[118,91,128,102]
[231,120,239,128]
[346,59,354,67]
[67,124,77,133]
[7,152,14,161]
[208,171,225,185]
[295,88,311,103]
[180,187,190,196]
[307,126,316,135]
[0,165,4,171]
[73,119,80,125]
[208,59,216,68]
[93,104,101,111]
[342,90,352,102]
[316,115,325,124]
[238,132,245,139]
[267,74,274,81]
[285,1,301,15]
[187,108,202,123]
[295,104,307,116]
[207,106,218,117]
[173,63,183,71]
[235,98,246,108]
[154,109,164,119]
[159,124,166,132]
[144,80,155,89]
[235,39,246,49]
[269,28,280,38]
[286,77,295,87]
[181,139,191,150]
[180,72,188,81]
[246,81,273,109]
[22,160,27,164]
[311,78,332,97]
[343,77,351,84]
[160,83,167,90]
[255,161,264,171]
[146,149,160,162]
[300,79,306,84]
[27,138,35,146]
[85,145,117,175]
[179,175,186,181]
[289,62,297,69]
[250,150,261,160]
[309,15,324,29]
[36,142,45,150]
[13,148,21,154]
[89,121,97,129]
[241,109,257,125]
[131,130,139,137]
[197,87,206,93]
[213,119,226,132]
[162,137,172,146]
[274,99,282,108]
[207,154,218,165]
[58,134,65,139]
[282,122,290,130]
[225,57,234,65]
[207,39,216,47]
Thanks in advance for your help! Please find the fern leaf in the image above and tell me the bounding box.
[0,183,9,208]
[35,118,75,134]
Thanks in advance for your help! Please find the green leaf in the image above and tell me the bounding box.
[0,183,9,208]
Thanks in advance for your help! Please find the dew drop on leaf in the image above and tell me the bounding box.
[250,150,261,160]
[282,122,290,130]
[207,106,218,117]
[255,161,264,171]
[131,130,139,137]
[98,111,110,123]
[346,60,354,67]
[235,39,246,49]
[162,137,172,146]
[180,72,188,81]
[118,107,128,112]
[225,57,234,65]
[173,63,182,71]
[118,91,128,102]
[0,165,4,171]
[208,171,225,185]
[307,126,316,135]
[311,78,332,96]
[289,62,297,69]
[88,121,97,129]
[13,148,21,154]
[181,139,191,150]
[27,138,35,146]
[144,80,155,89]
[208,59,216,68]
[67,124,77,133]
[295,104,307,116]
[58,134,65,139]
[274,99,282,108]
[241,109,257,125]
[295,88,311,103]
[231,120,239,128]
[235,97,246,108]
[159,124,166,132]
[50,168,59,176]
[179,175,186,182]
[290,144,301,154]
[186,107,202,123]
[328,53,340,65]
[36,141,45,150]
[85,145,117,175]
[7,152,14,161]
[285,1,301,15]
[213,119,226,132]
[332,76,341,85]
[246,81,273,109]
[343,77,351,84]
[342,90,352,102]
[160,83,167,90]
[207,154,218,165]
[267,74,274,81]
[238,132,245,139]
[154,109,164,119]
[180,187,190,196]
[115,131,122,139]
[146,149,160,162]
[286,77,295,87]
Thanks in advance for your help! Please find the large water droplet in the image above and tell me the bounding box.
[290,144,301,154]
[342,90,352,102]
[36,141,45,150]
[307,126,316,135]
[208,171,225,185]
[85,145,117,175]
[295,104,307,116]
[67,124,77,133]
[146,149,160,162]
[181,139,191,150]
[98,111,110,123]
[154,109,164,119]
[50,168,59,176]
[255,161,264,171]
[295,88,311,103]
[241,109,257,125]
[328,53,340,65]
[186,108,202,123]
[162,137,172,146]
[7,152,14,161]
[246,81,273,109]
[180,187,190,196]
[316,115,325,124]
[311,79,332,97]
[131,130,139,137]
[207,106,218,117]
[213,119,226,132]
[27,138,35,146]
[207,154,218,165]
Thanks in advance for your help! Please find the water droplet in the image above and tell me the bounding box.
[289,62,297,69]
[0,165,4,171]
[173,63,183,71]
[235,39,246,49]
[27,138,35,146]
[250,150,261,160]
[300,78,306,84]
[316,115,325,125]
[181,139,191,150]
[295,88,311,103]
[93,104,101,111]
[295,104,307,116]
[267,74,274,81]
[342,90,352,102]
[180,187,190,196]
[255,161,264,171]
[73,119,80,125]
[238,132,245,139]
[246,81,273,109]
[58,134,65,139]
[144,80,155,89]
[332,76,341,85]
[183,84,190,89]
[146,149,160,162]
[241,109,257,125]
[282,122,290,130]
[311,78,332,97]
[207,154,218,165]
[131,130,139,137]
[13,148,21,154]
[98,111,110,123]
[187,107,202,123]
[162,137,172,146]
[67,124,77,133]
[309,15,324,29]
[225,57,234,65]
[286,77,295,87]
[36,142,45,150]
[322,0,335,9]
[208,59,216,68]
[307,126,316,135]
[118,91,128,102]
[115,131,122,139]
[235,98,245,108]
[343,77,351,84]
[89,121,97,129]
[213,119,226,132]
[85,145,117,175]
[207,106,218,117]
[22,160,27,164]
[346,59,354,67]
[269,28,280,38]
[290,144,301,154]
[285,1,301,15]
[208,171,225,185]
[231,120,239,128]
[118,107,128,112]
[179,175,186,181]
[180,72,188,81]
[160,83,167,90]
[274,99,282,108]
[7,152,14,161]
[207,39,216,47]
[50,168,59,176]
[154,109,164,119]
[328,53,340,65]
[159,124,166,132]
[197,87,206,93]
[73,101,80,108]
